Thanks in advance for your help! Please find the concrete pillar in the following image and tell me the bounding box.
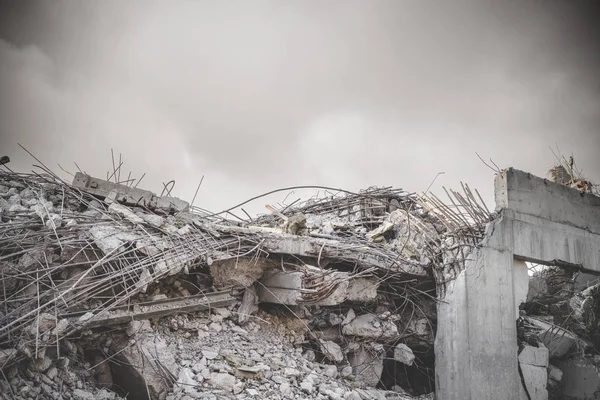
[435,217,524,400]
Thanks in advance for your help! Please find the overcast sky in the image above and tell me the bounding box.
[0,0,598,216]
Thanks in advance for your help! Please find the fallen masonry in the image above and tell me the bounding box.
[0,154,599,400]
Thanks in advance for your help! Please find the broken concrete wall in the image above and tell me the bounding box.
[436,168,600,400]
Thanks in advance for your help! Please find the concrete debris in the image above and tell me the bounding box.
[318,340,344,363]
[394,344,415,366]
[342,313,399,341]
[2,157,515,400]
[348,344,385,387]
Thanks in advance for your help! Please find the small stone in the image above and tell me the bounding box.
[340,366,353,378]
[202,350,219,360]
[35,356,53,372]
[319,340,344,363]
[322,365,338,378]
[9,203,27,212]
[271,375,288,385]
[213,308,232,319]
[192,358,207,373]
[342,309,356,326]
[208,372,236,391]
[300,381,314,393]
[303,349,316,362]
[246,388,259,396]
[548,364,563,382]
[280,382,292,396]
[45,214,62,229]
[176,368,198,395]
[283,367,301,377]
[233,381,245,394]
[208,322,222,332]
[72,389,95,400]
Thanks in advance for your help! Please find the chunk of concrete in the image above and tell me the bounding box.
[108,203,145,224]
[518,345,549,368]
[342,314,399,341]
[155,196,189,213]
[528,318,578,358]
[520,364,548,400]
[393,344,415,366]
[318,340,344,363]
[257,271,303,304]
[211,258,275,288]
[347,345,384,387]
[346,277,379,303]
[117,333,179,400]
[208,372,236,392]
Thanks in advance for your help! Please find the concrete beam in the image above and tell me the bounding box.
[495,168,600,234]
[507,210,600,273]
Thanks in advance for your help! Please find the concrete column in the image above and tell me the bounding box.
[435,217,524,399]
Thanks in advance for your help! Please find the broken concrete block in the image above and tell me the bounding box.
[257,271,303,304]
[548,364,562,382]
[211,258,275,288]
[342,309,356,326]
[569,282,600,336]
[518,345,549,368]
[108,203,145,224]
[117,333,179,400]
[176,368,198,395]
[318,340,344,363]
[238,285,259,324]
[393,343,415,366]
[520,364,548,400]
[45,213,62,229]
[347,345,384,387]
[366,221,394,243]
[346,277,379,302]
[72,389,96,400]
[208,372,236,391]
[137,212,165,228]
[342,314,399,341]
[528,318,578,358]
[155,196,189,213]
[89,225,142,255]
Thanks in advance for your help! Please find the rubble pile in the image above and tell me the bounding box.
[0,160,492,400]
[518,265,600,400]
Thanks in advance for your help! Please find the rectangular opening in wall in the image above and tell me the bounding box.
[517,258,600,400]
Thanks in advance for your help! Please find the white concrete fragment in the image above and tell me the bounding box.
[342,309,356,326]
[520,364,548,400]
[318,340,344,363]
[176,368,198,394]
[518,345,549,368]
[208,372,236,391]
[393,343,415,366]
[342,314,399,340]
[108,203,145,224]
[348,345,384,387]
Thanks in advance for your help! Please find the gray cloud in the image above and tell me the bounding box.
[0,0,598,215]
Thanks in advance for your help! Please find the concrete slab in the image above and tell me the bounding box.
[520,364,548,400]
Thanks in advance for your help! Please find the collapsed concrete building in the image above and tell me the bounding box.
[0,158,598,400]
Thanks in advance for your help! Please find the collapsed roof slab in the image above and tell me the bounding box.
[435,168,600,400]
